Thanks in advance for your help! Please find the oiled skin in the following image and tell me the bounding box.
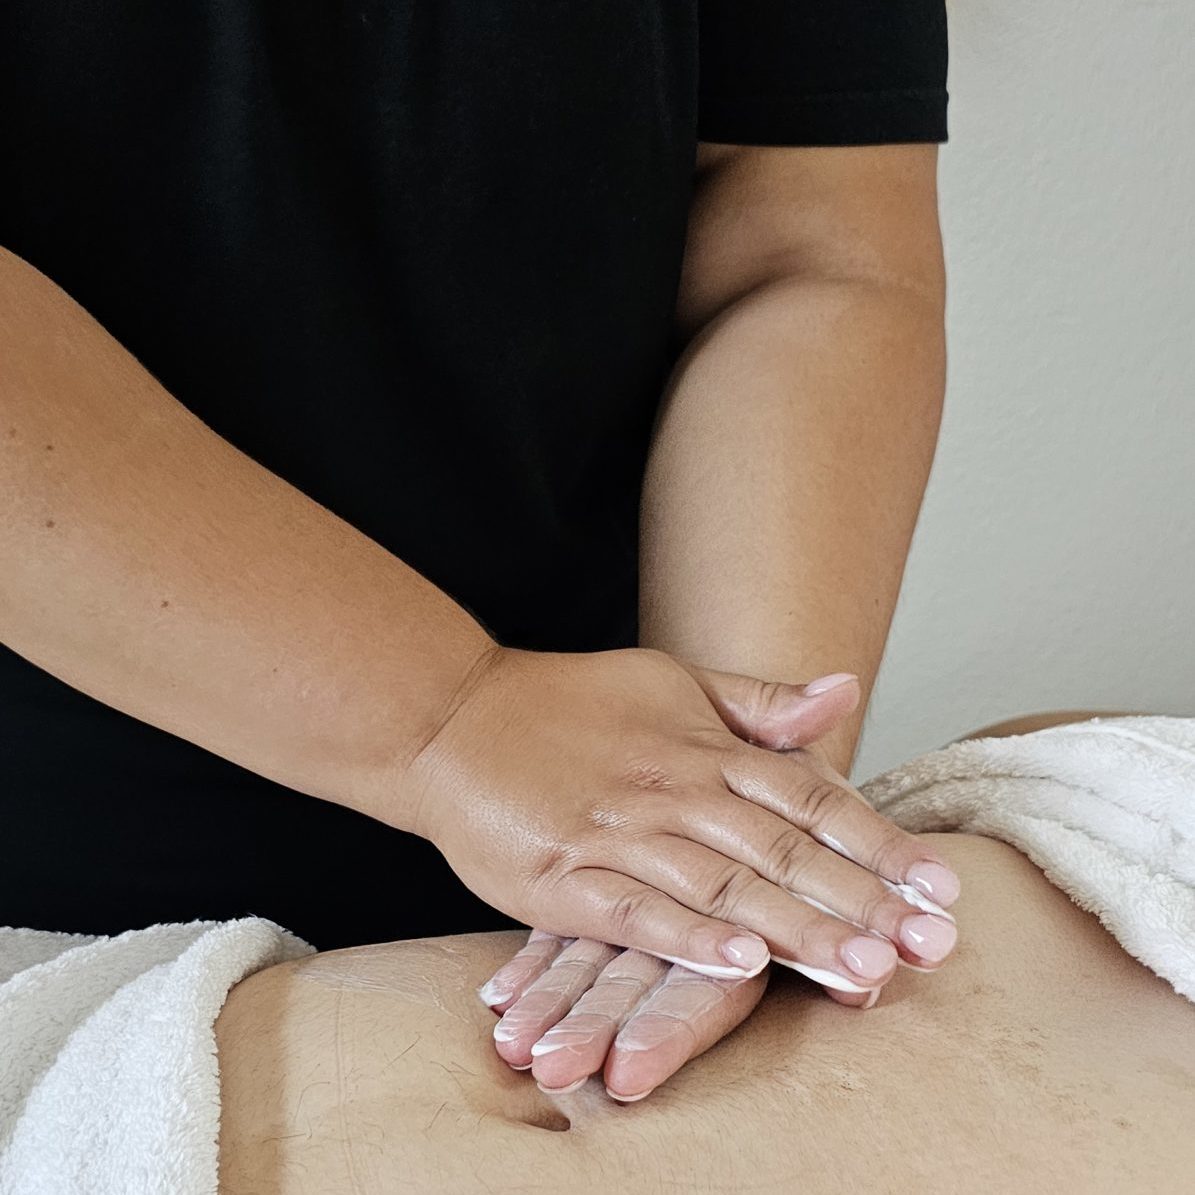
[217,807,1194,1192]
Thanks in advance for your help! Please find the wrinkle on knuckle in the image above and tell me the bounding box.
[763,826,818,885]
[618,754,680,794]
[526,843,573,891]
[608,886,653,936]
[586,803,632,833]
[796,777,849,830]
[856,887,899,931]
[703,862,754,918]
[870,827,914,878]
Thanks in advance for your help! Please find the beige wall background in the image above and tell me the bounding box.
[853,0,1194,780]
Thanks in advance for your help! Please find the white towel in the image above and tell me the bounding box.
[1,714,1192,1193]
[860,714,1195,1003]
[0,920,312,1195]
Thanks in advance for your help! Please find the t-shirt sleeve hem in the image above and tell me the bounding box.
[697,87,949,147]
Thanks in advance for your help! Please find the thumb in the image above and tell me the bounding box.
[682,664,860,750]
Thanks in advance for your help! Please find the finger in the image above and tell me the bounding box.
[491,937,619,1069]
[547,869,773,981]
[683,663,861,751]
[616,834,898,992]
[826,984,883,1010]
[771,749,953,995]
[720,742,962,909]
[529,949,669,1094]
[669,795,958,970]
[785,749,959,980]
[603,963,768,1103]
[477,929,569,1014]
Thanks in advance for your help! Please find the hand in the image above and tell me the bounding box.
[481,931,768,1102]
[403,645,960,989]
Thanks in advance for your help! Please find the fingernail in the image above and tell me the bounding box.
[607,1087,654,1103]
[884,879,955,923]
[478,979,513,1007]
[493,1019,519,1042]
[899,914,958,963]
[537,1076,588,1095]
[862,986,881,1009]
[905,861,961,907]
[840,934,898,980]
[803,672,858,696]
[720,934,770,970]
[510,1063,532,1071]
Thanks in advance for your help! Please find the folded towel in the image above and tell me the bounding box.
[1,714,1191,1193]
[0,920,312,1194]
[860,714,1195,1002]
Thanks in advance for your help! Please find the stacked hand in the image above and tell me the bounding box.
[402,645,959,1102]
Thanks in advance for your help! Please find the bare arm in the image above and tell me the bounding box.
[640,142,947,775]
[0,245,494,825]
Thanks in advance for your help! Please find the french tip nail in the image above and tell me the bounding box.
[802,672,859,697]
[607,1087,653,1103]
[537,1077,588,1095]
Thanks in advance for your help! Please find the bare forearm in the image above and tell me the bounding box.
[639,275,945,775]
[0,245,493,824]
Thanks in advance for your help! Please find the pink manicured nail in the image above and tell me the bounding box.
[607,1087,654,1103]
[538,1077,588,1095]
[899,914,957,962]
[905,861,961,907]
[841,934,897,980]
[721,934,770,970]
[803,672,858,696]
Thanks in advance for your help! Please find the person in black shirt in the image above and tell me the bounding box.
[1,3,955,1094]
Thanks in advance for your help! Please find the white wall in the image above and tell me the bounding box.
[854,0,1195,781]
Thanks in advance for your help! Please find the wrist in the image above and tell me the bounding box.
[381,638,509,840]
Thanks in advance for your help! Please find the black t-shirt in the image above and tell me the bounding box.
[0,3,948,947]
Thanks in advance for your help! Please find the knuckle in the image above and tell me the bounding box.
[586,803,632,833]
[618,757,680,793]
[526,842,574,890]
[857,886,904,931]
[607,886,655,937]
[795,777,849,828]
[774,921,815,961]
[701,862,756,918]
[870,825,916,878]
[762,826,819,885]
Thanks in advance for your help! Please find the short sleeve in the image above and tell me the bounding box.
[698,1,949,147]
